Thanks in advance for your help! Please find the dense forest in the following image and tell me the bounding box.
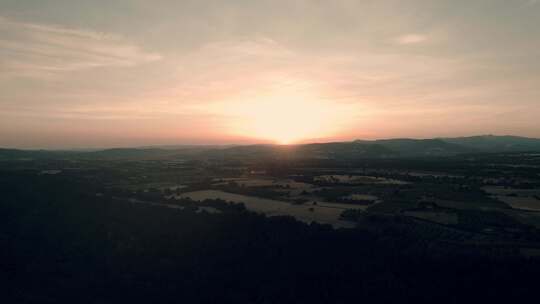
[2,170,540,303]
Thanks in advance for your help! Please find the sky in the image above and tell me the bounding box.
[1,0,539,148]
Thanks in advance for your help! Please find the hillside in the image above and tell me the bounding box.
[2,135,540,161]
[442,135,540,152]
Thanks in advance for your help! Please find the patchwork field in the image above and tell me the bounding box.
[180,190,364,228]
[483,186,540,211]
[314,175,408,185]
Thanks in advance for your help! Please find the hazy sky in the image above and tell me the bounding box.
[1,0,539,148]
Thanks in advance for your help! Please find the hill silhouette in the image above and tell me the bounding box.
[2,135,540,160]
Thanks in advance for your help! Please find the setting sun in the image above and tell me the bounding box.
[209,84,357,144]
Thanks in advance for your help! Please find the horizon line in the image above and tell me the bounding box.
[2,134,538,151]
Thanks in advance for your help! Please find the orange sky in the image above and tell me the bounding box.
[1,1,540,148]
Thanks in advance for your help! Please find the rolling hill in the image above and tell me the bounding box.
[1,135,540,161]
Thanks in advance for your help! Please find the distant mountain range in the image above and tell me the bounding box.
[2,135,540,160]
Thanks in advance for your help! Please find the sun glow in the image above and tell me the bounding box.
[212,86,357,144]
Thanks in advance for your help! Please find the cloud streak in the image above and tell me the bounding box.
[395,34,427,45]
[0,17,161,78]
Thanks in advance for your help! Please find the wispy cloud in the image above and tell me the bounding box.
[0,17,161,78]
[394,34,427,45]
